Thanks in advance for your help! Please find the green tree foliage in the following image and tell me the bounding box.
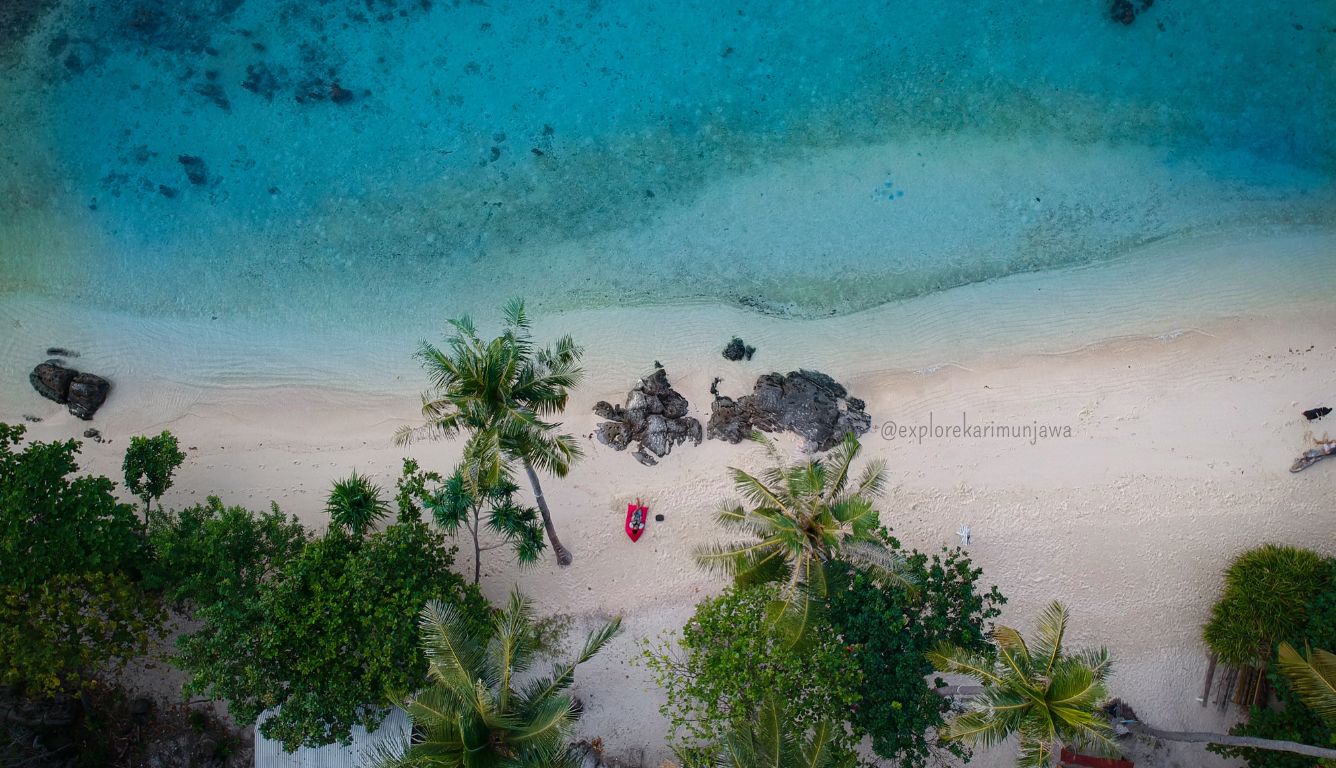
[372,589,621,768]
[928,601,1114,768]
[144,496,308,609]
[422,467,545,584]
[824,547,1005,767]
[689,696,856,768]
[1213,559,1336,768]
[325,472,391,537]
[694,433,912,643]
[640,586,862,756]
[0,423,162,696]
[122,430,186,515]
[396,298,584,566]
[167,501,490,751]
[1203,544,1330,668]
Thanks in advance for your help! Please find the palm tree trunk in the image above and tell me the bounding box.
[1126,723,1336,761]
[523,460,572,566]
[469,513,482,585]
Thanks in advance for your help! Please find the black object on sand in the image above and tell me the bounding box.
[1302,406,1332,421]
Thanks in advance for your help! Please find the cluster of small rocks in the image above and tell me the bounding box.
[707,369,871,452]
[29,352,111,420]
[593,365,702,466]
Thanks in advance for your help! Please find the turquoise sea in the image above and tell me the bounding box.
[0,0,1333,334]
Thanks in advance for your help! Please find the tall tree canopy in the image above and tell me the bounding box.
[0,423,162,696]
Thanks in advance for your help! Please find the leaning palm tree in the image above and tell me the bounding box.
[397,298,583,565]
[693,696,856,768]
[325,472,390,537]
[1277,642,1336,727]
[927,601,1114,768]
[694,432,912,642]
[371,589,621,768]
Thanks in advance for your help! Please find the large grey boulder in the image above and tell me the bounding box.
[593,365,702,466]
[707,369,870,451]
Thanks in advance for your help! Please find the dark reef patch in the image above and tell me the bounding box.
[0,0,59,52]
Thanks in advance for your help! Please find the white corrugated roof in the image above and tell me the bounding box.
[253,708,409,768]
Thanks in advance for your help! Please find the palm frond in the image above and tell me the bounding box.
[1278,642,1336,725]
[1029,601,1069,677]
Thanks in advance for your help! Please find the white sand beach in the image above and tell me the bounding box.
[2,228,1334,766]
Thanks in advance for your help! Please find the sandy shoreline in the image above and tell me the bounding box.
[3,243,1336,764]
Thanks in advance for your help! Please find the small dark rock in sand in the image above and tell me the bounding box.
[22,414,42,423]
[1304,406,1332,421]
[654,514,664,522]
[707,369,871,452]
[594,365,702,466]
[177,155,209,186]
[67,372,111,420]
[722,336,756,361]
[45,346,79,358]
[30,359,77,403]
[83,427,105,443]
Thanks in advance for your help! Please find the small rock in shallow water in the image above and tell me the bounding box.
[45,347,79,358]
[177,155,208,186]
[722,337,756,361]
[330,82,354,104]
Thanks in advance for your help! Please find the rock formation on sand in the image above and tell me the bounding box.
[707,369,871,452]
[594,365,703,466]
[29,358,111,420]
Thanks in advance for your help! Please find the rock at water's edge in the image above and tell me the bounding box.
[30,359,76,403]
[67,372,111,420]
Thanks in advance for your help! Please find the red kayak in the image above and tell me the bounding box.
[626,499,648,542]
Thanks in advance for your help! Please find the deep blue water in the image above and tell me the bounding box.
[0,0,1333,325]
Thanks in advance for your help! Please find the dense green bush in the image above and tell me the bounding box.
[640,585,862,755]
[0,424,162,695]
[1203,544,1330,668]
[145,496,307,609]
[644,543,1005,767]
[826,546,1005,768]
[1213,559,1336,768]
[161,493,490,750]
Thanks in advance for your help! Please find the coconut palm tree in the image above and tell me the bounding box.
[1277,642,1336,727]
[370,589,621,768]
[693,696,856,768]
[694,432,912,642]
[932,602,1336,765]
[927,601,1114,768]
[397,298,583,566]
[325,472,390,537]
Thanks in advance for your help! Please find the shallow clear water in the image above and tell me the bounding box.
[0,0,1333,327]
